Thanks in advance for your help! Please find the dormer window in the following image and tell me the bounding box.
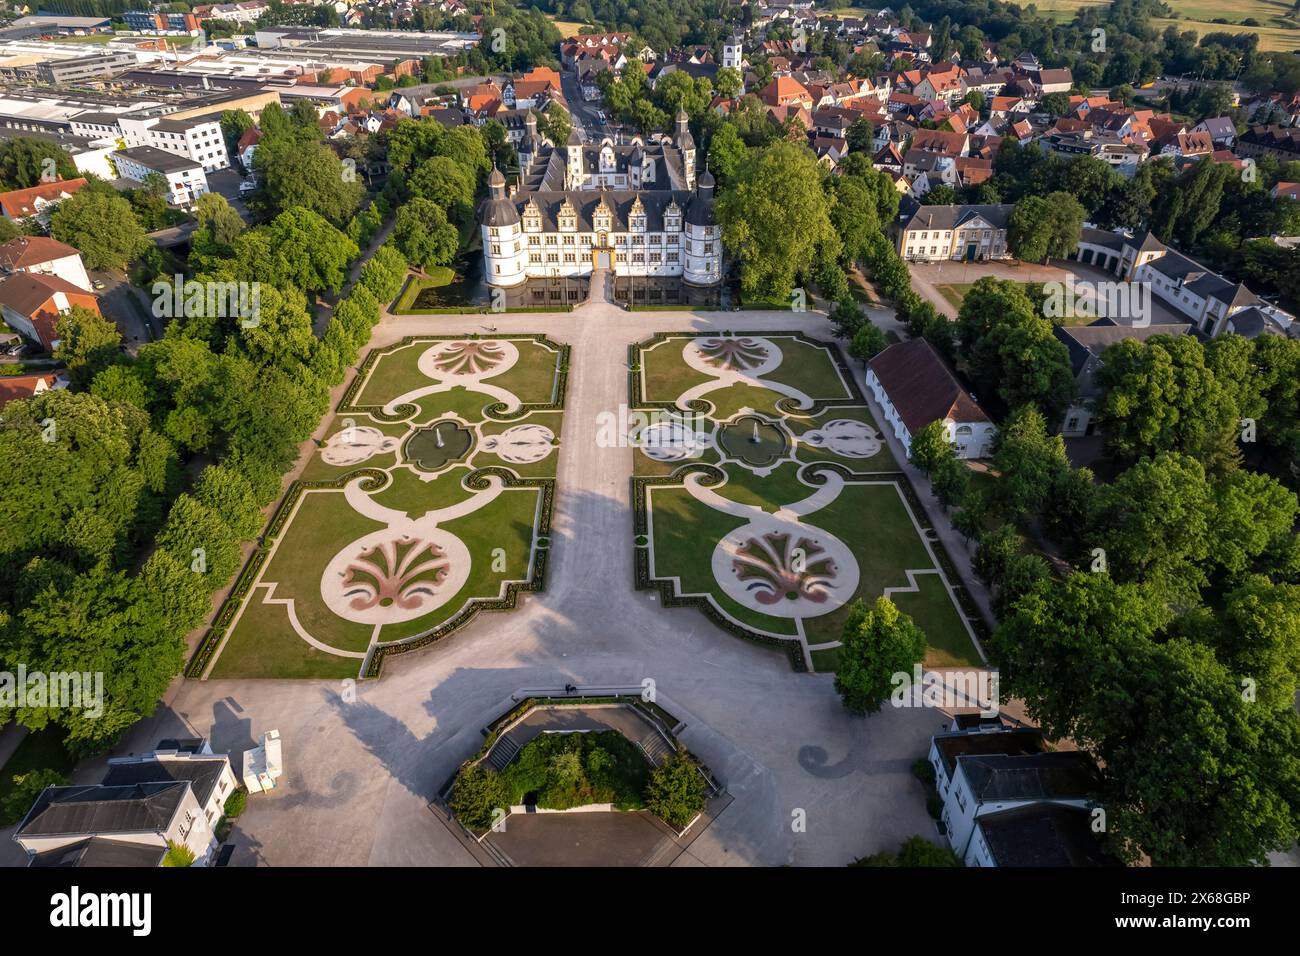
[523,202,542,232]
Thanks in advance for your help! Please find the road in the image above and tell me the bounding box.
[560,69,611,141]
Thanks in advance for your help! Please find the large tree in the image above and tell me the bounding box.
[54,306,122,389]
[252,136,364,226]
[50,189,149,271]
[992,572,1300,866]
[0,137,78,190]
[834,597,927,715]
[407,155,476,226]
[232,208,358,295]
[959,279,1074,421]
[1095,334,1239,468]
[1007,192,1084,263]
[716,140,836,301]
[392,198,459,271]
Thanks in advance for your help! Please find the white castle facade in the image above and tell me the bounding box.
[479,109,722,306]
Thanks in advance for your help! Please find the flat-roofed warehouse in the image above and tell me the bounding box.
[252,27,480,59]
[0,15,114,39]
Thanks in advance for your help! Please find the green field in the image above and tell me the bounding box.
[201,335,568,679]
[826,1,1300,50]
[632,332,982,672]
[1032,0,1300,50]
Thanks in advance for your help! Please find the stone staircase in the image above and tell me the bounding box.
[638,730,674,766]
[486,733,521,772]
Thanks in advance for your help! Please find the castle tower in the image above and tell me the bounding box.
[683,167,719,287]
[480,166,526,289]
[674,108,696,190]
[565,126,584,189]
[518,108,540,169]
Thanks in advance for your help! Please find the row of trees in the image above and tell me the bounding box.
[0,109,503,752]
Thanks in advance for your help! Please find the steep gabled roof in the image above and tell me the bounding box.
[0,235,81,270]
[867,337,991,434]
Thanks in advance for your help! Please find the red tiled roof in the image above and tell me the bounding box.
[0,371,64,409]
[0,235,80,270]
[0,178,87,219]
[0,272,98,349]
[868,338,990,434]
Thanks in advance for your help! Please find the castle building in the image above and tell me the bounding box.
[480,108,721,307]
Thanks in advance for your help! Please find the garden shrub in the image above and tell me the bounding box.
[449,762,512,832]
[644,750,709,829]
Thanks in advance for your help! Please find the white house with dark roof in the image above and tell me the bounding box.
[12,739,238,867]
[928,726,1110,866]
[866,337,996,459]
[1073,226,1295,338]
[113,145,209,206]
[896,201,1014,261]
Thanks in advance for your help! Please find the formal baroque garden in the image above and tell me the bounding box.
[195,335,569,679]
[630,332,982,672]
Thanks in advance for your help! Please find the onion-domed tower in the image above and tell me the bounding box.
[683,167,720,287]
[480,166,526,289]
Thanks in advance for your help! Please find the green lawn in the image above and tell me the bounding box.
[353,337,562,410]
[209,597,362,680]
[634,333,982,671]
[202,335,565,678]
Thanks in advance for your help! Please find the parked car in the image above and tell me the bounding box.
[239,180,257,196]
[92,279,105,291]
